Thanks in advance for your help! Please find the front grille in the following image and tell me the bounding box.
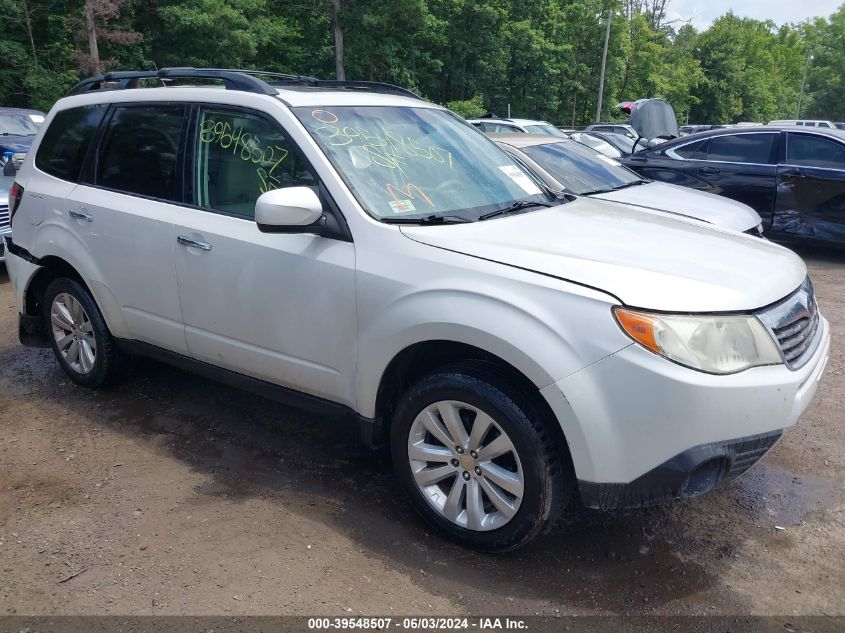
[756,277,821,369]
[0,204,9,230]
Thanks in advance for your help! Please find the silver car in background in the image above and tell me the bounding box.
[492,134,763,235]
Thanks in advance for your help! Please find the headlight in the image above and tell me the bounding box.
[613,307,782,374]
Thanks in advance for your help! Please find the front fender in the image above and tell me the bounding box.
[356,280,629,419]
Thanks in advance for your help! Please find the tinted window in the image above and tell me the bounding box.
[570,133,623,158]
[787,134,845,169]
[672,139,707,159]
[96,105,185,201]
[36,105,106,182]
[521,140,641,194]
[195,107,318,218]
[704,133,776,164]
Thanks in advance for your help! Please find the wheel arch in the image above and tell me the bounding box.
[370,339,574,474]
[20,253,127,344]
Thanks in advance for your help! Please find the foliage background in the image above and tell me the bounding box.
[2,0,843,125]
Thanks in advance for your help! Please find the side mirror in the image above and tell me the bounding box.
[255,186,324,234]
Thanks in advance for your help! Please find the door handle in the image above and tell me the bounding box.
[177,235,213,251]
[697,166,720,175]
[69,208,94,222]
[782,169,807,179]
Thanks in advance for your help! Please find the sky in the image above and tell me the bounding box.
[666,0,842,30]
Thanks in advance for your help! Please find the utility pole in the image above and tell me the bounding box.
[84,0,101,75]
[796,52,813,118]
[595,8,612,123]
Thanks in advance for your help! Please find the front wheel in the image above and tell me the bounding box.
[391,363,573,551]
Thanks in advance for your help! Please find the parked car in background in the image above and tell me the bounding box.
[492,134,762,234]
[567,131,624,158]
[574,131,636,155]
[623,125,845,246]
[584,123,638,139]
[467,117,567,137]
[679,124,729,136]
[834,122,845,130]
[0,176,12,262]
[0,107,45,173]
[768,119,836,129]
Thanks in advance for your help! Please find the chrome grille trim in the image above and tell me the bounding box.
[0,204,9,230]
[755,277,821,370]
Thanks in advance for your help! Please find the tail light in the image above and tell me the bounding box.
[9,182,24,221]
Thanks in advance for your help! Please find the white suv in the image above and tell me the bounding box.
[4,69,830,551]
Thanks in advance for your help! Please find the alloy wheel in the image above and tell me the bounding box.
[50,292,97,374]
[407,400,524,531]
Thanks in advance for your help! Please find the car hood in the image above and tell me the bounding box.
[0,136,33,153]
[400,197,805,312]
[590,181,761,232]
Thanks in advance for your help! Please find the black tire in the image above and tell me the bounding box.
[43,277,134,388]
[390,361,574,552]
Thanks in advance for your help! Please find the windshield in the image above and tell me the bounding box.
[522,141,642,195]
[603,134,635,153]
[524,124,567,138]
[569,133,623,158]
[294,106,550,221]
[0,114,40,136]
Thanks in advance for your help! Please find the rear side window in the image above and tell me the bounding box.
[35,105,106,182]
[704,133,776,164]
[95,104,186,201]
[787,134,845,169]
[673,139,708,159]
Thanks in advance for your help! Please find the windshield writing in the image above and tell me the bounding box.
[295,106,547,220]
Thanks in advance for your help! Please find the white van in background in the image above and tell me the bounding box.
[768,119,836,128]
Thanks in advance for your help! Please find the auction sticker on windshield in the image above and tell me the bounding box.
[389,199,416,213]
[499,165,543,195]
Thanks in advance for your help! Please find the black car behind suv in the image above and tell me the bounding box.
[623,126,845,247]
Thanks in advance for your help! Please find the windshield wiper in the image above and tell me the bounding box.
[612,179,649,190]
[381,214,470,225]
[478,200,554,221]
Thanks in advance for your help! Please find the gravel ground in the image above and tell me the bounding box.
[0,246,843,619]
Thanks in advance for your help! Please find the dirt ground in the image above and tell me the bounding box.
[0,246,843,619]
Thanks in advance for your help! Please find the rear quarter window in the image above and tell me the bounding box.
[35,105,107,182]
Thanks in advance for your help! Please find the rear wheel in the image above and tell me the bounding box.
[44,277,133,388]
[391,363,573,551]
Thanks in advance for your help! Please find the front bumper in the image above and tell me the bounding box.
[541,314,830,497]
[578,430,782,509]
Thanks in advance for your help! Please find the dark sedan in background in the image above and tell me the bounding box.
[623,126,845,246]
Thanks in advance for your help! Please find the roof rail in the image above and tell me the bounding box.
[67,67,280,96]
[266,78,421,100]
[66,67,422,100]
